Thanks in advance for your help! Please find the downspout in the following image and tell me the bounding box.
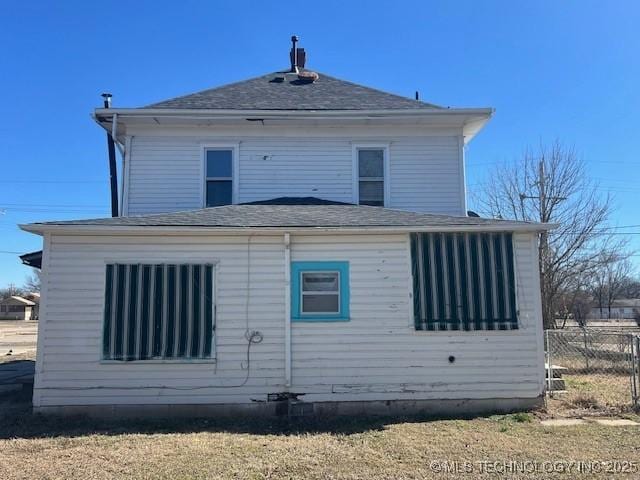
[284,232,292,388]
[102,93,119,217]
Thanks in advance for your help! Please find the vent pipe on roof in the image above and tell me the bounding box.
[101,93,119,217]
[290,35,300,72]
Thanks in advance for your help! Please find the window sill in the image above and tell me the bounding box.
[100,358,217,365]
[292,317,350,323]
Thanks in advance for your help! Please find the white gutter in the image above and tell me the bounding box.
[111,113,125,157]
[19,223,557,236]
[93,107,494,119]
[283,233,291,388]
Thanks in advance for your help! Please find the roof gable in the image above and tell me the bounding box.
[144,70,441,111]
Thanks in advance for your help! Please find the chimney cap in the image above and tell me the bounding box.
[101,92,113,109]
[290,35,301,73]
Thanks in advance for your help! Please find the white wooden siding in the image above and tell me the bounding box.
[34,232,543,408]
[290,233,544,402]
[125,127,464,216]
[34,234,287,407]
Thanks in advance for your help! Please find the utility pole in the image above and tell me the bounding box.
[519,158,567,328]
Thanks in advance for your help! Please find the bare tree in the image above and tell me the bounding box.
[556,271,592,328]
[589,254,633,318]
[618,276,640,299]
[0,285,24,300]
[571,288,593,327]
[473,140,626,329]
[23,271,41,293]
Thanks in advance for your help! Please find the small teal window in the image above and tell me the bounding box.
[291,261,350,322]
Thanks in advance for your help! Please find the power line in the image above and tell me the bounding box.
[467,180,640,191]
[0,180,104,184]
[467,159,640,168]
[552,232,640,236]
[0,202,106,207]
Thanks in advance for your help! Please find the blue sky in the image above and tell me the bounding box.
[1,0,639,287]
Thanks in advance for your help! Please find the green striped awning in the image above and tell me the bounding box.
[103,263,214,361]
[410,232,518,331]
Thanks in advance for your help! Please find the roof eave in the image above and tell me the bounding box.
[20,222,556,237]
[93,107,494,117]
[93,107,494,143]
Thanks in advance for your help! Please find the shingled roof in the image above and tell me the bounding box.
[145,70,442,111]
[24,199,549,232]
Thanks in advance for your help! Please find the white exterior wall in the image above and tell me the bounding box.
[35,234,287,407]
[123,126,464,216]
[34,232,543,408]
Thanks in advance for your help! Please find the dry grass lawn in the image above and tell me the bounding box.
[546,373,637,417]
[1,392,639,480]
[1,349,639,478]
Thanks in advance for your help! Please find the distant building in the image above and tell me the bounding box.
[0,295,37,320]
[588,299,640,320]
[23,292,40,319]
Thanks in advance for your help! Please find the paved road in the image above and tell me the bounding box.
[0,320,37,356]
[0,360,34,386]
[0,321,37,388]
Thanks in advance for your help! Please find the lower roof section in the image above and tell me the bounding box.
[20,198,554,236]
[19,250,42,269]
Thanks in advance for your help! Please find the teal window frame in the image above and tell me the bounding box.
[291,261,350,322]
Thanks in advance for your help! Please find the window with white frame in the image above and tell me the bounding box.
[357,148,385,206]
[301,271,340,314]
[291,261,350,322]
[205,149,233,207]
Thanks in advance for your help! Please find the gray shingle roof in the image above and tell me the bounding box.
[30,201,544,230]
[145,70,441,111]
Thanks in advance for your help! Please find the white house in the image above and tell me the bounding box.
[0,295,36,321]
[21,39,552,417]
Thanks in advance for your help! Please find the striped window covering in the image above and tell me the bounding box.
[102,263,215,361]
[410,232,518,331]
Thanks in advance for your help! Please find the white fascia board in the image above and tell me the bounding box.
[20,222,557,237]
[93,107,494,118]
[93,107,494,142]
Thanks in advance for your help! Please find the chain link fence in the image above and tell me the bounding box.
[544,329,639,412]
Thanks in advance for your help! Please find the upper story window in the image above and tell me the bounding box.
[354,146,389,207]
[205,149,234,207]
